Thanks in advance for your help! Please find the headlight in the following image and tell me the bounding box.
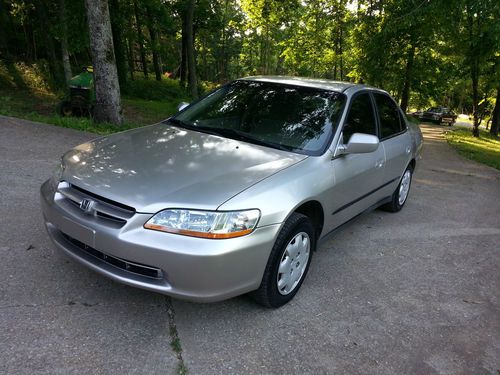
[144,209,260,239]
[50,160,64,190]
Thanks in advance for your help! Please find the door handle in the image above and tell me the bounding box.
[375,160,384,168]
[405,146,411,154]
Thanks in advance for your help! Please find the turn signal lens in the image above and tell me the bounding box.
[144,209,260,239]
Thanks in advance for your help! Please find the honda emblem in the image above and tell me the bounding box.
[79,198,96,214]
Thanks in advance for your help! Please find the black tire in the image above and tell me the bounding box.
[251,213,315,308]
[56,100,72,117]
[382,165,413,212]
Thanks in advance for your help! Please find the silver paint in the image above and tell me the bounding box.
[41,77,423,302]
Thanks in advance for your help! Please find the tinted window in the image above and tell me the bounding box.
[374,93,402,138]
[398,111,408,130]
[342,93,377,143]
[173,81,346,155]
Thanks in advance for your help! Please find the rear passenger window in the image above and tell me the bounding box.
[374,93,402,138]
[342,93,377,143]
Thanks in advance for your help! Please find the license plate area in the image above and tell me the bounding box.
[57,216,95,248]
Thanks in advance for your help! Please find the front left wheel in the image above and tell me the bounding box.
[252,213,315,308]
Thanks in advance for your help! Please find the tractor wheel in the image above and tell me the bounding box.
[57,101,72,117]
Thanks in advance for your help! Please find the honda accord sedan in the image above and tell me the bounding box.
[41,76,423,307]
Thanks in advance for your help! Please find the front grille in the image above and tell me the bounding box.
[62,233,163,279]
[70,184,135,213]
[56,181,135,227]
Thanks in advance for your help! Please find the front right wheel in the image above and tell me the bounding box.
[252,213,315,308]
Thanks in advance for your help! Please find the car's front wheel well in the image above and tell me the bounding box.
[294,201,324,241]
[409,158,416,171]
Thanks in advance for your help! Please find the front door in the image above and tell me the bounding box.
[324,92,386,232]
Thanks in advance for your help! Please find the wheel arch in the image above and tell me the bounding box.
[293,200,324,241]
[408,158,416,171]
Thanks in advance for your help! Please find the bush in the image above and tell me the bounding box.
[199,80,221,95]
[122,78,187,101]
[0,60,53,93]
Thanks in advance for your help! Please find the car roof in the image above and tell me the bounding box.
[240,75,360,93]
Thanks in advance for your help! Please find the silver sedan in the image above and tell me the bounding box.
[41,76,423,307]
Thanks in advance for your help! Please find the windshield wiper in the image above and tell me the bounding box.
[166,119,229,138]
[201,127,293,152]
[165,117,191,129]
[166,121,294,152]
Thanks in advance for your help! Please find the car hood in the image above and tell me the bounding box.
[61,123,307,213]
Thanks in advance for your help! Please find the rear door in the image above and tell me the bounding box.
[372,92,412,198]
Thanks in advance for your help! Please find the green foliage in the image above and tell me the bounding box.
[445,126,500,170]
[122,77,188,101]
[122,97,180,124]
[198,80,220,95]
[0,65,182,134]
[0,60,53,92]
[0,92,130,134]
[1,0,499,124]
[280,0,344,78]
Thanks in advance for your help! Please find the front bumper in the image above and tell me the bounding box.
[40,180,280,302]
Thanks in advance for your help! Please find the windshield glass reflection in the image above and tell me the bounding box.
[170,80,346,155]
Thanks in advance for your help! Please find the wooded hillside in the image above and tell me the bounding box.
[0,0,498,133]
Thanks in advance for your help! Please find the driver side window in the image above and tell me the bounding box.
[342,93,377,144]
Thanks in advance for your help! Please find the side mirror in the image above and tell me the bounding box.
[337,133,379,155]
[177,102,189,112]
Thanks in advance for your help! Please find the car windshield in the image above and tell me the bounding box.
[168,80,346,155]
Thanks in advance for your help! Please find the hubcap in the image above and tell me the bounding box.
[398,170,411,205]
[277,232,310,295]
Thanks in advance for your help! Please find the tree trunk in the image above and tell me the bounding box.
[35,0,64,88]
[145,5,162,81]
[109,0,127,87]
[59,0,72,85]
[467,7,480,137]
[85,0,122,125]
[471,61,480,136]
[180,11,187,87]
[339,24,344,80]
[400,44,415,113]
[185,0,197,98]
[126,17,135,80]
[219,0,230,82]
[133,0,148,78]
[490,86,500,136]
[0,2,11,59]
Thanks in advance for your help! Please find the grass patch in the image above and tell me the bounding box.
[122,97,181,125]
[0,62,188,134]
[122,78,187,101]
[0,88,185,135]
[444,126,500,170]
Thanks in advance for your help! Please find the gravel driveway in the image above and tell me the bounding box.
[1,115,499,374]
